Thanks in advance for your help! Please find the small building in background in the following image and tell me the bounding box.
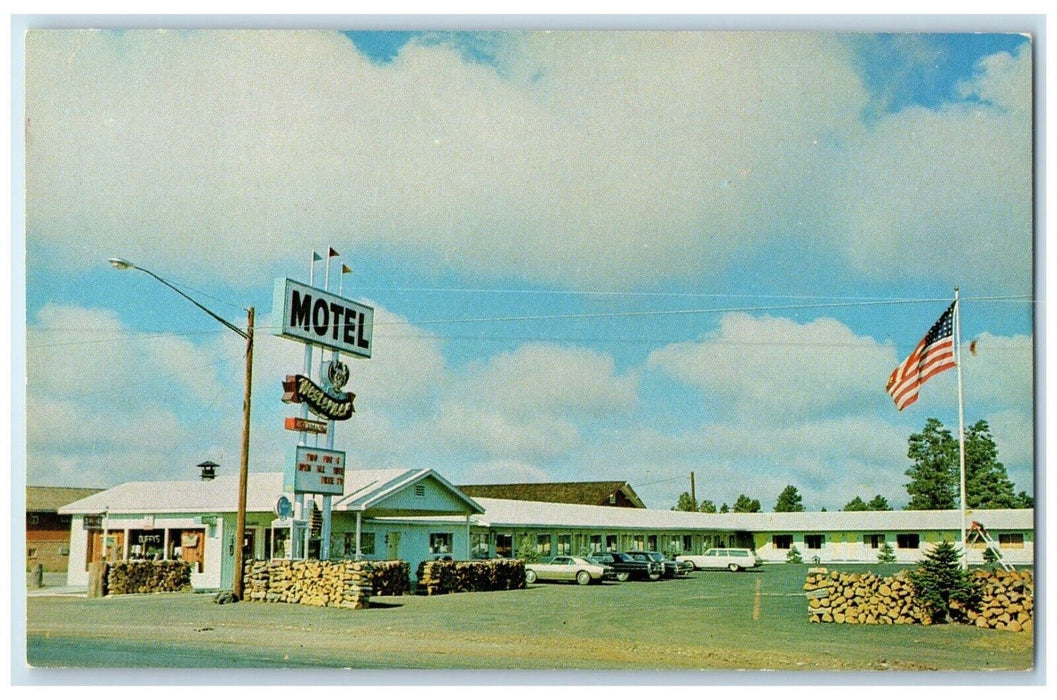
[26,486,103,572]
[457,480,646,509]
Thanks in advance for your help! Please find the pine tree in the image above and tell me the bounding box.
[904,418,1030,510]
[697,499,717,513]
[866,494,892,511]
[786,546,803,564]
[964,421,1020,508]
[733,494,761,513]
[907,540,982,624]
[905,418,959,509]
[774,485,805,512]
[877,541,896,564]
[843,496,869,511]
[672,492,697,512]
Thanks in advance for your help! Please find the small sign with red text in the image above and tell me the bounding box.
[284,416,328,434]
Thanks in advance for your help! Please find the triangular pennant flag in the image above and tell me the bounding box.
[342,264,352,274]
[312,251,322,262]
[328,247,339,257]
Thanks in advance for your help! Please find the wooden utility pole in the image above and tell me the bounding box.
[690,472,696,509]
[233,305,254,600]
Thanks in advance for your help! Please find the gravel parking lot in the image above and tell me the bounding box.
[23,564,1034,674]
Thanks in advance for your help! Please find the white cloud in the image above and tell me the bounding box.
[961,332,1033,410]
[456,459,555,486]
[25,303,244,485]
[418,343,636,461]
[648,313,895,425]
[825,43,1032,293]
[26,30,870,291]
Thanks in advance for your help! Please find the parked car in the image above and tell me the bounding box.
[626,550,692,578]
[523,556,612,585]
[587,551,662,581]
[676,548,764,572]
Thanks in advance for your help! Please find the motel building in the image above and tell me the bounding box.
[57,469,1034,591]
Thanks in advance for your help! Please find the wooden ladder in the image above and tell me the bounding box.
[967,520,1014,572]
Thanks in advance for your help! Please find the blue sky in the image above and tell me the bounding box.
[21,29,1034,511]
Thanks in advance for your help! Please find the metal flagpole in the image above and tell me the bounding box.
[319,248,340,560]
[953,287,968,570]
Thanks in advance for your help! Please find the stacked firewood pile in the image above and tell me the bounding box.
[105,561,192,595]
[805,568,1033,631]
[415,559,525,595]
[804,568,925,625]
[963,569,1034,632]
[242,559,375,609]
[369,560,411,597]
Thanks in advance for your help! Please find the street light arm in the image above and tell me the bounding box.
[111,259,249,339]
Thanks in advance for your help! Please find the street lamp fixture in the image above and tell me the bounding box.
[108,257,254,600]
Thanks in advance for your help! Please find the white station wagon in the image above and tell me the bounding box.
[676,548,763,572]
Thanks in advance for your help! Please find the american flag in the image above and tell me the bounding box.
[886,302,957,410]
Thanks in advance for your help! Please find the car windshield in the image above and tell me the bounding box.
[646,553,665,562]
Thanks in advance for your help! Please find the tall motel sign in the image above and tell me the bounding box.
[271,252,373,561]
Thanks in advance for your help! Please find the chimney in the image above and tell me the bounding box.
[197,460,219,481]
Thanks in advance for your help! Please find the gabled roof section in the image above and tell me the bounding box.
[457,480,646,509]
[27,486,104,512]
[336,469,484,517]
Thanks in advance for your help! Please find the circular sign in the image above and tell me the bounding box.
[274,495,293,518]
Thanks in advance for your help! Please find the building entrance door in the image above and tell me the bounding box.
[386,531,401,560]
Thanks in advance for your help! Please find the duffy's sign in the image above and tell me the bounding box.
[272,278,374,358]
[282,374,355,421]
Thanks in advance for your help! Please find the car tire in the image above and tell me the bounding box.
[687,561,697,571]
[576,570,591,586]
[728,563,740,572]
[616,571,630,582]
[525,569,538,584]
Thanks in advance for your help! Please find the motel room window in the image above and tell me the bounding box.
[896,534,920,550]
[536,534,552,557]
[605,534,618,552]
[864,534,885,549]
[682,535,693,553]
[999,533,1025,549]
[495,534,513,558]
[646,535,658,551]
[633,534,645,550]
[358,532,376,556]
[556,534,572,556]
[428,532,452,556]
[804,534,825,550]
[338,532,375,557]
[471,532,490,559]
[589,535,603,554]
[772,534,793,550]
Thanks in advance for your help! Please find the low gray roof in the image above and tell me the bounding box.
[57,469,482,517]
[412,497,1033,533]
[27,486,104,512]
